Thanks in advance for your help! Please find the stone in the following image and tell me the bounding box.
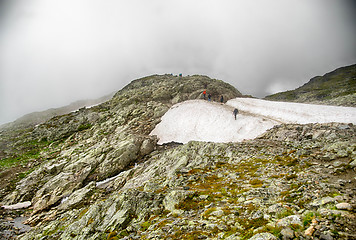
[332,161,344,168]
[320,232,334,240]
[276,215,302,228]
[163,190,187,212]
[305,225,315,236]
[349,160,356,168]
[251,211,263,219]
[210,209,224,217]
[335,202,352,211]
[310,197,335,208]
[280,227,294,240]
[249,232,277,240]
[139,137,157,156]
[58,181,96,210]
[267,203,284,214]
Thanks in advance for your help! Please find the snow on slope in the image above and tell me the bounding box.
[150,99,356,144]
[227,98,356,124]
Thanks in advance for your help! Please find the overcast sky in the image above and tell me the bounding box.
[0,0,355,125]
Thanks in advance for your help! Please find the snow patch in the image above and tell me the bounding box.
[226,98,356,125]
[2,201,31,210]
[150,99,356,144]
[96,171,126,187]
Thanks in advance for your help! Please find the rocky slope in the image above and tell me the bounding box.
[0,74,355,240]
[265,64,356,107]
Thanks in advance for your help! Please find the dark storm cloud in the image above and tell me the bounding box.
[0,0,355,124]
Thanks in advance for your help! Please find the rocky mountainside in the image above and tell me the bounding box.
[265,64,356,107]
[0,74,355,240]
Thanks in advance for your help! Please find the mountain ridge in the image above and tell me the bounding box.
[265,64,356,107]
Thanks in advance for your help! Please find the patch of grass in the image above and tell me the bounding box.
[259,225,282,238]
[276,208,294,219]
[175,192,204,211]
[0,138,52,170]
[303,211,317,227]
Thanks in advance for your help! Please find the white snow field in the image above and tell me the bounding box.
[150,98,356,145]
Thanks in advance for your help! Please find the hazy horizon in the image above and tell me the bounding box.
[1,0,355,125]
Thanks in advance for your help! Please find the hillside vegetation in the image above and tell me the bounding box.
[265,64,356,107]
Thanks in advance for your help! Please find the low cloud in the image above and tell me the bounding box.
[0,0,355,124]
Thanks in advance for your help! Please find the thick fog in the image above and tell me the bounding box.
[0,0,355,125]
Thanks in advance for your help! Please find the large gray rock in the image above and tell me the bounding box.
[249,232,277,240]
[276,215,302,228]
[58,181,96,210]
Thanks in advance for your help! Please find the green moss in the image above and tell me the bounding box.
[141,221,151,231]
[77,123,92,131]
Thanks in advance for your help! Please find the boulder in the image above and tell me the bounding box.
[276,215,302,228]
[335,202,352,211]
[249,232,277,240]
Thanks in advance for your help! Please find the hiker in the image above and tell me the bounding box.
[233,108,238,120]
[208,94,211,101]
[220,95,224,103]
[203,90,206,99]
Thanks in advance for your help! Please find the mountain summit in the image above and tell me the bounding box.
[0,74,355,240]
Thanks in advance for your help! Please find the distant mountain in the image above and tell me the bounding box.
[0,92,115,131]
[265,64,356,107]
